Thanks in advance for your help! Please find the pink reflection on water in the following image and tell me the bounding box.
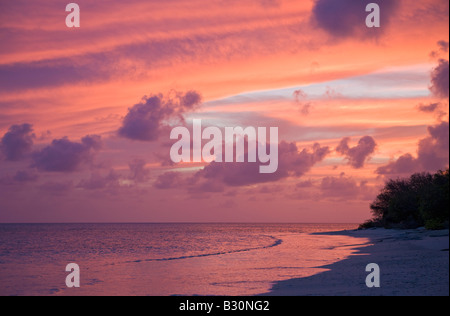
[0,223,369,296]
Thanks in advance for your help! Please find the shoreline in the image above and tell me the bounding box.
[261,227,449,296]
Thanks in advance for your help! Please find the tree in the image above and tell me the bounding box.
[365,170,449,229]
[419,170,449,229]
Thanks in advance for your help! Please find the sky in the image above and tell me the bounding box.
[0,0,449,223]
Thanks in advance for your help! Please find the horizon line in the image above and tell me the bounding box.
[0,221,362,225]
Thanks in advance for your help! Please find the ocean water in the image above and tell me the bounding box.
[0,223,364,296]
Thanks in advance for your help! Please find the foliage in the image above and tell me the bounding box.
[363,169,449,230]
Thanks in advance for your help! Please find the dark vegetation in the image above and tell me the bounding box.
[360,169,449,230]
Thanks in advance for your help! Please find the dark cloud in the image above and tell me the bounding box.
[118,91,202,141]
[376,153,419,175]
[417,121,449,171]
[417,102,440,113]
[437,40,449,53]
[157,140,328,193]
[128,159,150,183]
[1,123,35,161]
[311,0,399,39]
[0,21,301,92]
[383,55,449,174]
[195,160,268,187]
[376,121,449,175]
[437,41,449,52]
[193,141,330,187]
[31,135,102,172]
[430,59,449,98]
[180,91,203,110]
[279,141,330,177]
[0,36,206,92]
[430,41,449,58]
[336,136,377,169]
[0,58,105,92]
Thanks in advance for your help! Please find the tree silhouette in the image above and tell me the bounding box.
[362,169,449,229]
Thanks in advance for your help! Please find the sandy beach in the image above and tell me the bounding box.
[263,228,449,296]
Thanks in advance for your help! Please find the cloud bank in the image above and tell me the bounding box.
[430,59,449,98]
[118,91,202,141]
[376,121,449,175]
[1,123,35,161]
[31,135,102,172]
[192,141,330,187]
[311,0,399,39]
[336,136,377,169]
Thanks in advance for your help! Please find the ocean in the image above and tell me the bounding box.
[0,223,363,296]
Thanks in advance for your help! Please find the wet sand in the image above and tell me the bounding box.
[262,228,449,296]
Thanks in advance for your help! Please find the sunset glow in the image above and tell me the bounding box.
[1,0,448,223]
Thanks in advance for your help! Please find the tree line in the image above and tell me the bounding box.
[360,169,449,230]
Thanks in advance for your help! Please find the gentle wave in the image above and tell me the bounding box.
[127,235,283,263]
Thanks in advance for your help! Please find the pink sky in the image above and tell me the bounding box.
[0,0,448,223]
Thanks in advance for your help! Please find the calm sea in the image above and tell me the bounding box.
[0,223,362,296]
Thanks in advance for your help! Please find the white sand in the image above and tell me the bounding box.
[263,228,449,296]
